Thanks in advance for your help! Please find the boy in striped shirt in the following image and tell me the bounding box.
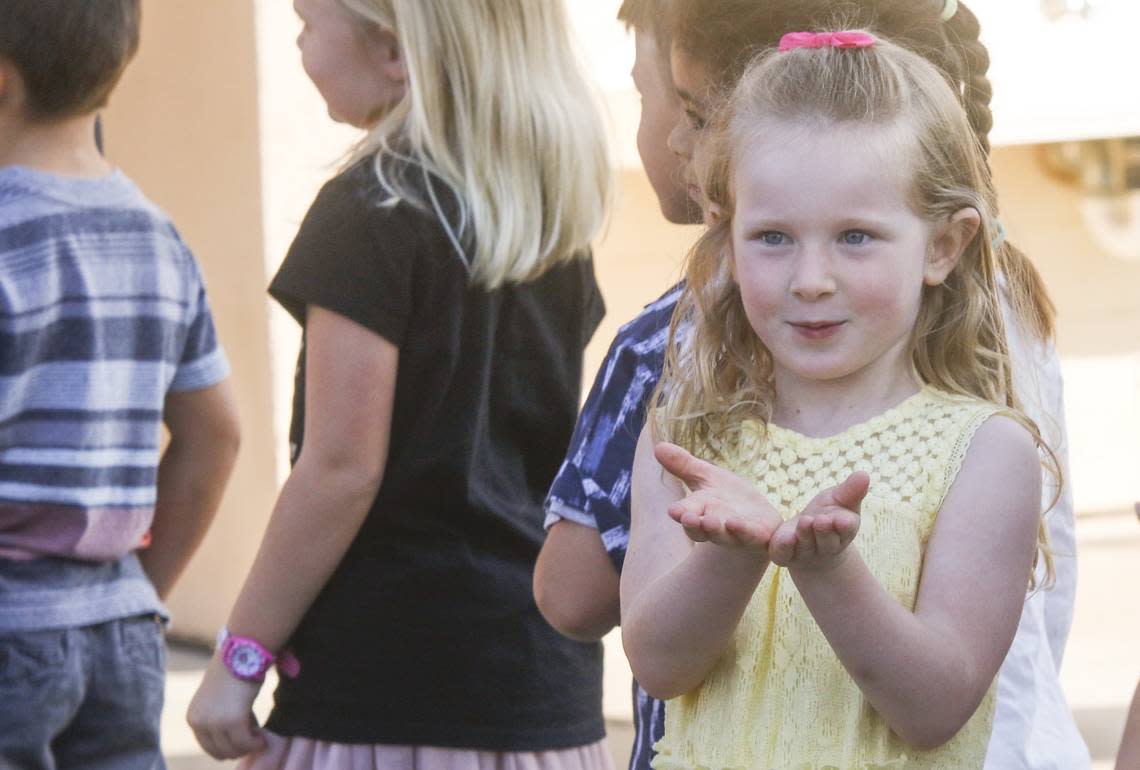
[0,2,240,767]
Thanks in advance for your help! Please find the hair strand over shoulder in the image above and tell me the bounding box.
[338,0,612,289]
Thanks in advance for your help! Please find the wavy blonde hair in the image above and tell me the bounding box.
[337,0,611,288]
[653,33,1056,585]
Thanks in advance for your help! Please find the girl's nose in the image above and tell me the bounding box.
[667,121,693,162]
[789,250,837,301]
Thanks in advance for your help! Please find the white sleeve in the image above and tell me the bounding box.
[1003,297,1077,668]
[543,500,600,532]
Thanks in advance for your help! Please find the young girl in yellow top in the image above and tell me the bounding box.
[621,30,1054,770]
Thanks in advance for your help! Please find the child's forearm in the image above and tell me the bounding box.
[789,552,997,750]
[533,521,620,642]
[222,456,382,651]
[140,434,239,599]
[623,542,768,699]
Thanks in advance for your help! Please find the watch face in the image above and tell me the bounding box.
[227,641,268,679]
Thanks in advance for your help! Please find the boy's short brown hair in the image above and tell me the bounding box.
[0,0,141,121]
[618,0,669,37]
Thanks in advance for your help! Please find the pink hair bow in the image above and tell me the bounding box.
[778,31,877,52]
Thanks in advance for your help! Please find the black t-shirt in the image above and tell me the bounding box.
[264,159,606,750]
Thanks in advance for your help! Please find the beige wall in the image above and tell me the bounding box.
[103,0,370,642]
[992,147,1140,358]
[103,0,280,641]
[991,147,1140,514]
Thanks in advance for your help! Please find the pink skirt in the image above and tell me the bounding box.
[238,732,615,770]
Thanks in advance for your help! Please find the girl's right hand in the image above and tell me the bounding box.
[655,442,783,552]
[186,655,268,760]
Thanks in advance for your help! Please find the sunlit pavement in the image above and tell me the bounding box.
[162,511,1137,769]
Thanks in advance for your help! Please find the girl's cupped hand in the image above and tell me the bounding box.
[769,472,869,571]
[655,442,783,553]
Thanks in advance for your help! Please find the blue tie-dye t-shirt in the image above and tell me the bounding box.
[544,282,681,770]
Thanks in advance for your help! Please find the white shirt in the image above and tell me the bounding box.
[985,304,1090,769]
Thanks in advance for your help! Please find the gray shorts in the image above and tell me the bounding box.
[0,615,166,770]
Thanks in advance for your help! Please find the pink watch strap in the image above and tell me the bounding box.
[276,648,301,678]
[216,627,301,681]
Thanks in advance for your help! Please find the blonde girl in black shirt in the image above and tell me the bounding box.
[188,0,613,767]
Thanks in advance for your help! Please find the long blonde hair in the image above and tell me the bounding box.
[654,33,1056,583]
[338,0,611,288]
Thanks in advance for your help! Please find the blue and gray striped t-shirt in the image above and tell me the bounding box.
[0,165,229,566]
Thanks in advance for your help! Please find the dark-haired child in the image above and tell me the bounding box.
[0,2,239,767]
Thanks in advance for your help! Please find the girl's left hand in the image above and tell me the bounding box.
[769,472,870,571]
[186,655,267,760]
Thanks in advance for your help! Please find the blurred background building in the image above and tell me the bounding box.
[100,1,1138,767]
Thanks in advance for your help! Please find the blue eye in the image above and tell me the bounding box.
[841,231,871,246]
[757,231,789,246]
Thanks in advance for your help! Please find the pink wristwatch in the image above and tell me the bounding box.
[216,627,301,683]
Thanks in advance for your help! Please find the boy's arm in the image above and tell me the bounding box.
[534,520,620,641]
[140,380,241,599]
[533,323,650,642]
[534,286,685,643]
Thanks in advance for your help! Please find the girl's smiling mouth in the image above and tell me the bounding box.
[788,320,846,339]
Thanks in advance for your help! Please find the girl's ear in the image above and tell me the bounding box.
[924,207,981,286]
[373,27,407,86]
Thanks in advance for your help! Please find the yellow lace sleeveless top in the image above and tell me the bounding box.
[652,386,1002,770]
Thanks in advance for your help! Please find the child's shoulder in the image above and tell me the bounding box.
[622,282,685,331]
[923,387,1007,422]
[0,167,203,300]
[306,157,455,254]
[958,406,1038,467]
[606,281,684,355]
[922,388,1039,491]
[0,167,187,258]
[322,156,455,221]
[0,165,175,233]
[921,387,1030,445]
